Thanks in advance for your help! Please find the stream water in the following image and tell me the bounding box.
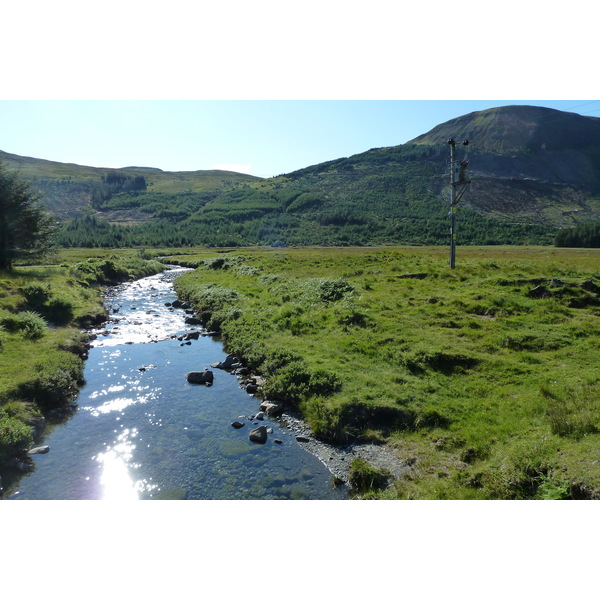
[8,267,347,500]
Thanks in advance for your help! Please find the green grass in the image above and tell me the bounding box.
[165,245,600,499]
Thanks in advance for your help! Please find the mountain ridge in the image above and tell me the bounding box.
[3,104,600,247]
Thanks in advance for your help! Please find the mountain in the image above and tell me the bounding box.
[4,105,600,247]
[409,105,600,227]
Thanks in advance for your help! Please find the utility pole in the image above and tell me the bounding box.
[447,138,471,269]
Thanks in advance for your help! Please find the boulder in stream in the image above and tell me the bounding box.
[27,445,50,455]
[259,400,284,417]
[186,370,214,386]
[185,316,203,325]
[211,354,242,370]
[249,425,268,444]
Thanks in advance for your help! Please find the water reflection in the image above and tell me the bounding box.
[97,450,138,500]
[95,428,147,500]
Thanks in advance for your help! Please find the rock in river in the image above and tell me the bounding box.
[249,425,268,444]
[186,370,214,386]
[259,400,283,417]
[27,445,50,455]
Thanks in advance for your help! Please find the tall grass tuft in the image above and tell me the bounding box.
[0,311,47,340]
[541,381,600,438]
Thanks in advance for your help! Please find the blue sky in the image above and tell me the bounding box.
[2,3,596,179]
[2,100,599,178]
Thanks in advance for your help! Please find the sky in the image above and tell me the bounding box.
[2,100,600,178]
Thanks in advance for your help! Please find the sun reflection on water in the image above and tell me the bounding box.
[97,449,138,500]
[95,428,151,500]
[83,384,156,416]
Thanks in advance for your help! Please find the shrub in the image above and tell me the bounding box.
[206,306,242,331]
[0,311,47,340]
[19,352,84,412]
[0,409,33,462]
[312,278,354,303]
[348,458,391,495]
[337,309,373,329]
[23,283,52,307]
[43,295,75,325]
[263,361,342,405]
[302,397,347,442]
[183,284,239,313]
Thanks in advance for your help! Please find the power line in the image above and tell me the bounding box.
[563,100,600,112]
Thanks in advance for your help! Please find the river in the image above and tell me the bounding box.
[7,267,347,500]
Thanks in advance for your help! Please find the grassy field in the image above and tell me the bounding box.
[163,245,600,499]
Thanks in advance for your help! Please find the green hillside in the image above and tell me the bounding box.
[5,104,600,248]
[0,149,259,222]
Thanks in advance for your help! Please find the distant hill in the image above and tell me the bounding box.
[0,149,259,222]
[4,104,600,247]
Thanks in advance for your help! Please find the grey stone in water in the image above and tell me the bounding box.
[27,445,50,455]
[249,425,268,444]
[185,316,203,325]
[212,354,240,370]
[231,421,245,429]
[255,411,265,421]
[296,436,310,443]
[186,370,214,385]
[259,400,283,417]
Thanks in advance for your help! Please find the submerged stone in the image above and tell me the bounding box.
[249,425,268,444]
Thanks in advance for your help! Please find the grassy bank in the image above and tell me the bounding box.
[0,249,164,487]
[166,245,600,499]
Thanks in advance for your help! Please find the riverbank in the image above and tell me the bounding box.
[0,251,166,493]
[165,245,600,499]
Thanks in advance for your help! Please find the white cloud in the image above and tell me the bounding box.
[208,163,253,175]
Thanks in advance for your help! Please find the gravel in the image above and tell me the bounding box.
[279,412,409,484]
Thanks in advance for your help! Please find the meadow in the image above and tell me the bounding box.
[165,245,600,499]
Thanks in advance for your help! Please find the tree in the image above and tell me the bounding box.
[0,162,57,270]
